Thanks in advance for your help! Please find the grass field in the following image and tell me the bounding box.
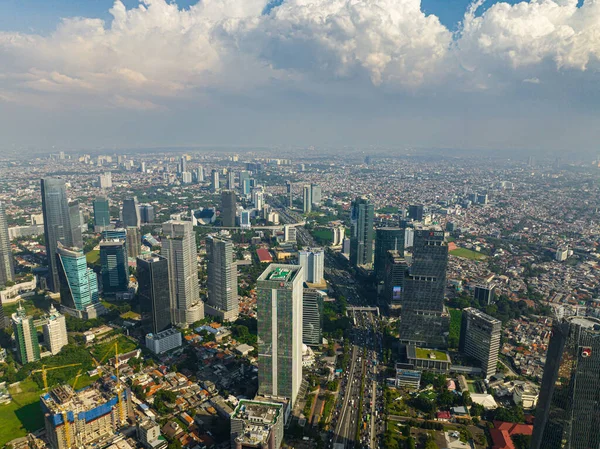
[0,380,45,447]
[86,249,100,265]
[120,311,141,320]
[311,228,333,244]
[91,335,139,361]
[449,247,487,261]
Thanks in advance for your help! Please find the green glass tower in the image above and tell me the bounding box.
[56,243,99,313]
[12,304,40,364]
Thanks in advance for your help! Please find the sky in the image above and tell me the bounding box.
[0,0,598,152]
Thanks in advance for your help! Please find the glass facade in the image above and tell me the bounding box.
[56,243,99,311]
[374,227,405,280]
[350,197,375,267]
[206,236,238,316]
[137,254,172,334]
[93,197,111,228]
[302,288,323,346]
[0,200,15,286]
[100,240,129,295]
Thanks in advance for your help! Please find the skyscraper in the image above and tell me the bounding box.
[211,169,220,193]
[196,165,204,183]
[139,204,155,224]
[459,308,501,378]
[206,236,238,321]
[161,221,203,324]
[42,304,68,355]
[121,197,140,228]
[384,250,407,309]
[310,184,321,207]
[531,317,600,449]
[137,254,172,334]
[303,185,312,213]
[179,155,187,174]
[93,197,111,230]
[68,200,84,249]
[407,204,425,221]
[374,227,405,280]
[257,264,304,405]
[350,197,374,267]
[399,226,449,348]
[100,240,129,295]
[0,201,15,286]
[12,304,40,364]
[227,170,235,190]
[474,281,496,306]
[56,243,101,318]
[298,248,324,284]
[41,178,77,292]
[221,191,237,228]
[302,288,323,346]
[286,181,293,207]
[126,226,140,259]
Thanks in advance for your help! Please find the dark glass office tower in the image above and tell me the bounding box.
[374,227,405,280]
[384,250,407,310]
[68,200,83,249]
[399,226,449,348]
[531,317,600,449]
[206,235,238,321]
[350,197,374,267]
[137,254,172,334]
[286,181,293,207]
[121,197,140,228]
[407,204,424,221]
[221,191,237,228]
[139,205,155,224]
[41,178,75,292]
[0,200,15,287]
[100,240,129,295]
[93,197,111,229]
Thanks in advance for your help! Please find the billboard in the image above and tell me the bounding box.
[392,286,402,302]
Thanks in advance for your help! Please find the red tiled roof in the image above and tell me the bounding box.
[256,248,273,262]
[491,421,533,449]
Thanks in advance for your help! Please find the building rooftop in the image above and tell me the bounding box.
[41,377,120,416]
[410,347,451,362]
[147,328,180,340]
[258,264,302,283]
[464,307,502,325]
[567,315,600,332]
[232,400,283,446]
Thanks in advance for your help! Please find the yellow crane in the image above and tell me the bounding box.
[92,341,126,426]
[32,363,82,393]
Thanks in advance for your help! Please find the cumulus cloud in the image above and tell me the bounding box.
[0,0,598,110]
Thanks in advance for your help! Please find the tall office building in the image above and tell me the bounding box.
[98,172,112,189]
[531,317,600,449]
[41,178,78,292]
[283,225,296,243]
[0,201,15,286]
[302,185,312,213]
[206,236,239,321]
[161,221,203,324]
[93,197,111,230]
[179,156,187,174]
[42,304,68,355]
[384,250,407,309]
[182,171,192,184]
[459,308,501,378]
[227,171,235,190]
[137,254,172,334]
[240,171,251,195]
[196,165,204,183]
[221,191,237,228]
[100,240,129,295]
[257,264,304,405]
[12,304,40,364]
[474,281,496,306]
[56,243,101,318]
[0,299,6,329]
[374,227,405,280]
[407,204,424,221]
[310,184,321,207]
[139,204,155,224]
[350,197,374,267]
[286,181,293,207]
[399,226,449,348]
[298,248,324,284]
[302,288,323,346]
[68,200,84,249]
[125,226,140,259]
[332,227,345,246]
[122,197,141,228]
[211,169,220,193]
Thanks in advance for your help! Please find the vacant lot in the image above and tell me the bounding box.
[0,380,45,447]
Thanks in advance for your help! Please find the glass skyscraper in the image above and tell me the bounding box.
[531,317,600,449]
[0,200,15,286]
[41,177,77,292]
[221,191,237,228]
[302,288,323,346]
[100,240,129,295]
[374,227,405,281]
[93,196,111,229]
[350,197,374,267]
[206,235,238,321]
[56,243,99,313]
[137,254,172,334]
[121,197,140,228]
[12,305,40,364]
[399,226,449,348]
[257,264,304,405]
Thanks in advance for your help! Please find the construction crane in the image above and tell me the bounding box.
[32,363,82,393]
[92,341,126,426]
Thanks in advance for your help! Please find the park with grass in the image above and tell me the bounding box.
[0,380,45,446]
[449,248,487,261]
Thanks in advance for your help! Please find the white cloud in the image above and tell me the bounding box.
[523,77,541,84]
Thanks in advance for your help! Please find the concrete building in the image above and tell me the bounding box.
[298,248,324,284]
[399,226,449,348]
[122,197,141,229]
[285,181,293,207]
[42,305,68,355]
[231,400,284,449]
[181,171,192,184]
[206,236,239,321]
[459,308,501,378]
[531,316,600,449]
[240,210,251,229]
[221,191,237,228]
[513,383,539,409]
[395,365,421,390]
[12,304,40,364]
[145,328,182,354]
[126,226,141,259]
[302,185,312,214]
[100,240,129,295]
[474,280,496,306]
[98,171,112,189]
[350,197,374,268]
[555,246,569,262]
[196,165,204,183]
[137,419,166,449]
[406,346,451,373]
[310,184,321,207]
[137,254,172,334]
[42,378,132,449]
[161,221,203,325]
[257,264,304,405]
[211,169,220,193]
[0,200,14,286]
[302,288,323,346]
[283,225,296,243]
[332,227,345,246]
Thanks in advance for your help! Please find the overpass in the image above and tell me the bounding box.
[347,306,380,316]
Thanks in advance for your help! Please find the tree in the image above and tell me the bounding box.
[462,391,473,406]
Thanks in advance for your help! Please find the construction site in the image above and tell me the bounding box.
[230,399,284,449]
[40,375,133,449]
